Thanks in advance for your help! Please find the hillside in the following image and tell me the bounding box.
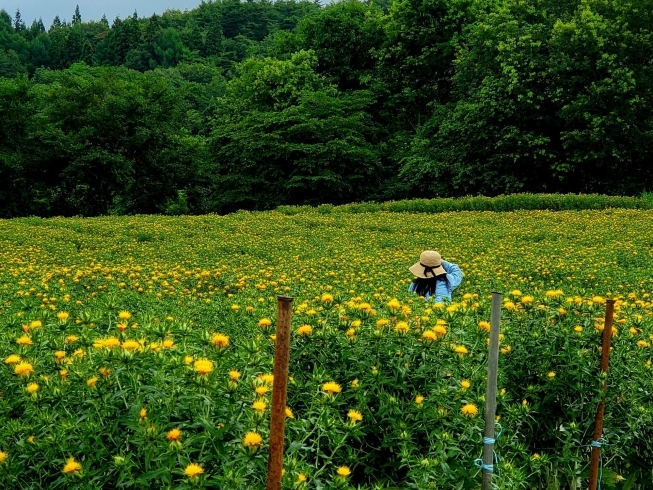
[1,0,652,217]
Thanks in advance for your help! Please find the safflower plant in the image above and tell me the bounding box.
[0,210,652,488]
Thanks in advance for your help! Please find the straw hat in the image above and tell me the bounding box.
[409,251,446,279]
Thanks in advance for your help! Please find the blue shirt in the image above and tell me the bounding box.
[408,260,463,303]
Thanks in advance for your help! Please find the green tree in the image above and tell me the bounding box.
[37,64,199,215]
[549,0,653,194]
[203,14,224,57]
[14,9,26,32]
[376,0,474,128]
[297,0,386,91]
[152,28,189,68]
[73,5,82,25]
[209,50,381,212]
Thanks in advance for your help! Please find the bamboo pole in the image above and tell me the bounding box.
[481,292,502,490]
[266,296,294,490]
[588,299,615,490]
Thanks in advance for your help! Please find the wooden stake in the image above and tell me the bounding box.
[482,292,502,490]
[588,299,615,490]
[266,296,294,490]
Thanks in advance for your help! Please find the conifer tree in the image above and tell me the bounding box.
[73,5,82,25]
[14,9,25,31]
[51,15,62,30]
[204,15,223,57]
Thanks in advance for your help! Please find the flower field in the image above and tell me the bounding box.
[1,209,653,489]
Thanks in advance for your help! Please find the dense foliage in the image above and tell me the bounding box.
[1,0,653,217]
[1,209,653,488]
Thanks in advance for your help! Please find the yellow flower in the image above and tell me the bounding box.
[211,333,230,348]
[4,354,21,365]
[65,335,79,344]
[258,318,272,328]
[461,380,471,390]
[260,373,274,385]
[321,293,334,303]
[231,304,240,311]
[478,321,491,332]
[162,339,175,349]
[229,370,241,381]
[194,359,214,376]
[297,325,313,335]
[0,451,6,463]
[394,321,409,333]
[337,466,351,478]
[140,408,147,420]
[521,296,534,305]
[461,403,478,417]
[184,356,194,365]
[285,407,295,419]
[121,340,140,351]
[547,371,556,378]
[387,299,401,310]
[574,326,583,333]
[415,395,425,405]
[321,381,342,395]
[26,383,39,394]
[14,362,34,377]
[29,320,42,329]
[297,473,307,483]
[252,401,267,414]
[62,456,82,474]
[510,290,522,297]
[255,385,269,396]
[184,463,204,478]
[167,428,182,442]
[87,377,98,389]
[118,311,132,320]
[57,311,70,322]
[243,431,263,448]
[422,330,437,342]
[454,345,469,355]
[347,409,363,423]
[16,336,33,346]
[351,378,359,389]
[637,340,650,348]
[376,319,389,328]
[433,324,447,335]
[98,367,111,378]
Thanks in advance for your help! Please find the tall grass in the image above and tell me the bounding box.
[276,193,651,215]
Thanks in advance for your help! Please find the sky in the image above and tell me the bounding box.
[1,1,205,25]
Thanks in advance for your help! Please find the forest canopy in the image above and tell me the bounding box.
[1,0,652,217]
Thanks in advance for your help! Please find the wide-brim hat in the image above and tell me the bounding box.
[409,250,446,279]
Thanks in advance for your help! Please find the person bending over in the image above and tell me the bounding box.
[408,250,462,303]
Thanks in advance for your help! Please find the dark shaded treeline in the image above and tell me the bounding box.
[1,0,652,217]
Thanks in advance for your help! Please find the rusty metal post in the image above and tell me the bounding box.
[588,299,615,490]
[481,292,502,490]
[266,296,294,490]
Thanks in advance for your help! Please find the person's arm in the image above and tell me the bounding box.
[441,260,463,290]
[408,281,416,293]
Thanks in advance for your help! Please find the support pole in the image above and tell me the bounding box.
[266,296,294,490]
[482,292,502,490]
[588,299,615,490]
